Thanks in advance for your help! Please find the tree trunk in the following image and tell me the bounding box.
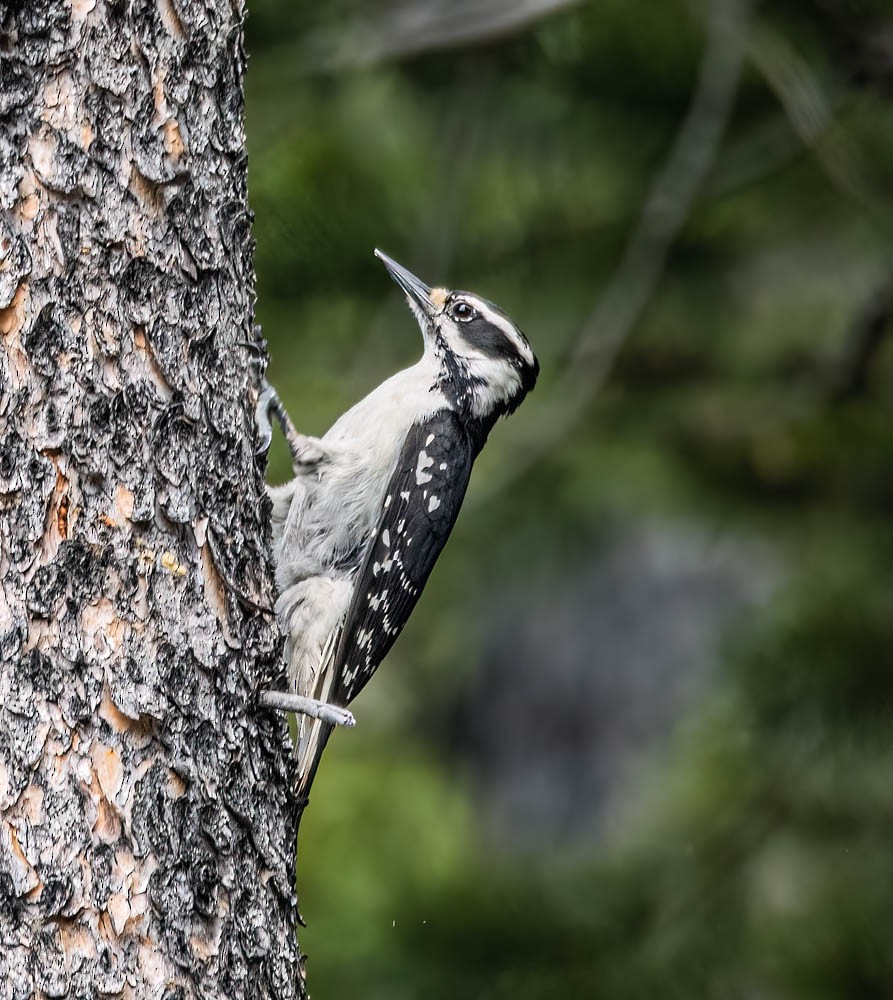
[0,2,302,997]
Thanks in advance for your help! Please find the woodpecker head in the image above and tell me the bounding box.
[375,249,539,421]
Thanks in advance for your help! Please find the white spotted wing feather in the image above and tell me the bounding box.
[295,408,476,798]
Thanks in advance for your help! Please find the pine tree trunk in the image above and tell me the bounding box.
[0,2,302,996]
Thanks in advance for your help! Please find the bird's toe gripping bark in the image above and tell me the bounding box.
[254,382,277,455]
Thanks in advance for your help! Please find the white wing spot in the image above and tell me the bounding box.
[425,434,435,446]
[401,491,410,502]
[382,529,390,547]
[439,462,447,471]
[428,495,441,512]
[416,450,434,485]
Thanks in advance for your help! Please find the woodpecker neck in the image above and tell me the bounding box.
[430,338,518,421]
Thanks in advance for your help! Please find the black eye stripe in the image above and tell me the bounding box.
[459,317,519,362]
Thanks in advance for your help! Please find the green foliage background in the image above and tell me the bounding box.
[245,1,893,995]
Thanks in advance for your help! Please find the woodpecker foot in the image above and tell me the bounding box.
[255,378,327,473]
[258,690,356,728]
[254,382,278,456]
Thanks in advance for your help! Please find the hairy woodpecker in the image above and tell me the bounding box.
[257,250,538,803]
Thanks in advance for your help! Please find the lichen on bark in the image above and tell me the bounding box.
[0,1,301,997]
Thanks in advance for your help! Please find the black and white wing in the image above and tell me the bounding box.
[334,408,477,704]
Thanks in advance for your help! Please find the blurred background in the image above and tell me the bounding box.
[245,1,893,996]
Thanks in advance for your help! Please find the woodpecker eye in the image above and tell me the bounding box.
[451,300,476,322]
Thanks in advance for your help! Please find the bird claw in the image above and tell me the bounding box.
[321,704,356,728]
[255,382,276,455]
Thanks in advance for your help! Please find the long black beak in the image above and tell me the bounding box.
[374,249,434,317]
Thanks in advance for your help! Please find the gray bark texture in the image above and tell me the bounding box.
[0,2,302,997]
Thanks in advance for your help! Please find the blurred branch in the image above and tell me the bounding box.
[745,23,882,214]
[475,0,751,503]
[570,0,749,375]
[300,0,580,72]
[825,281,893,402]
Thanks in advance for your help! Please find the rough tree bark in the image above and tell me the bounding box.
[0,2,302,997]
